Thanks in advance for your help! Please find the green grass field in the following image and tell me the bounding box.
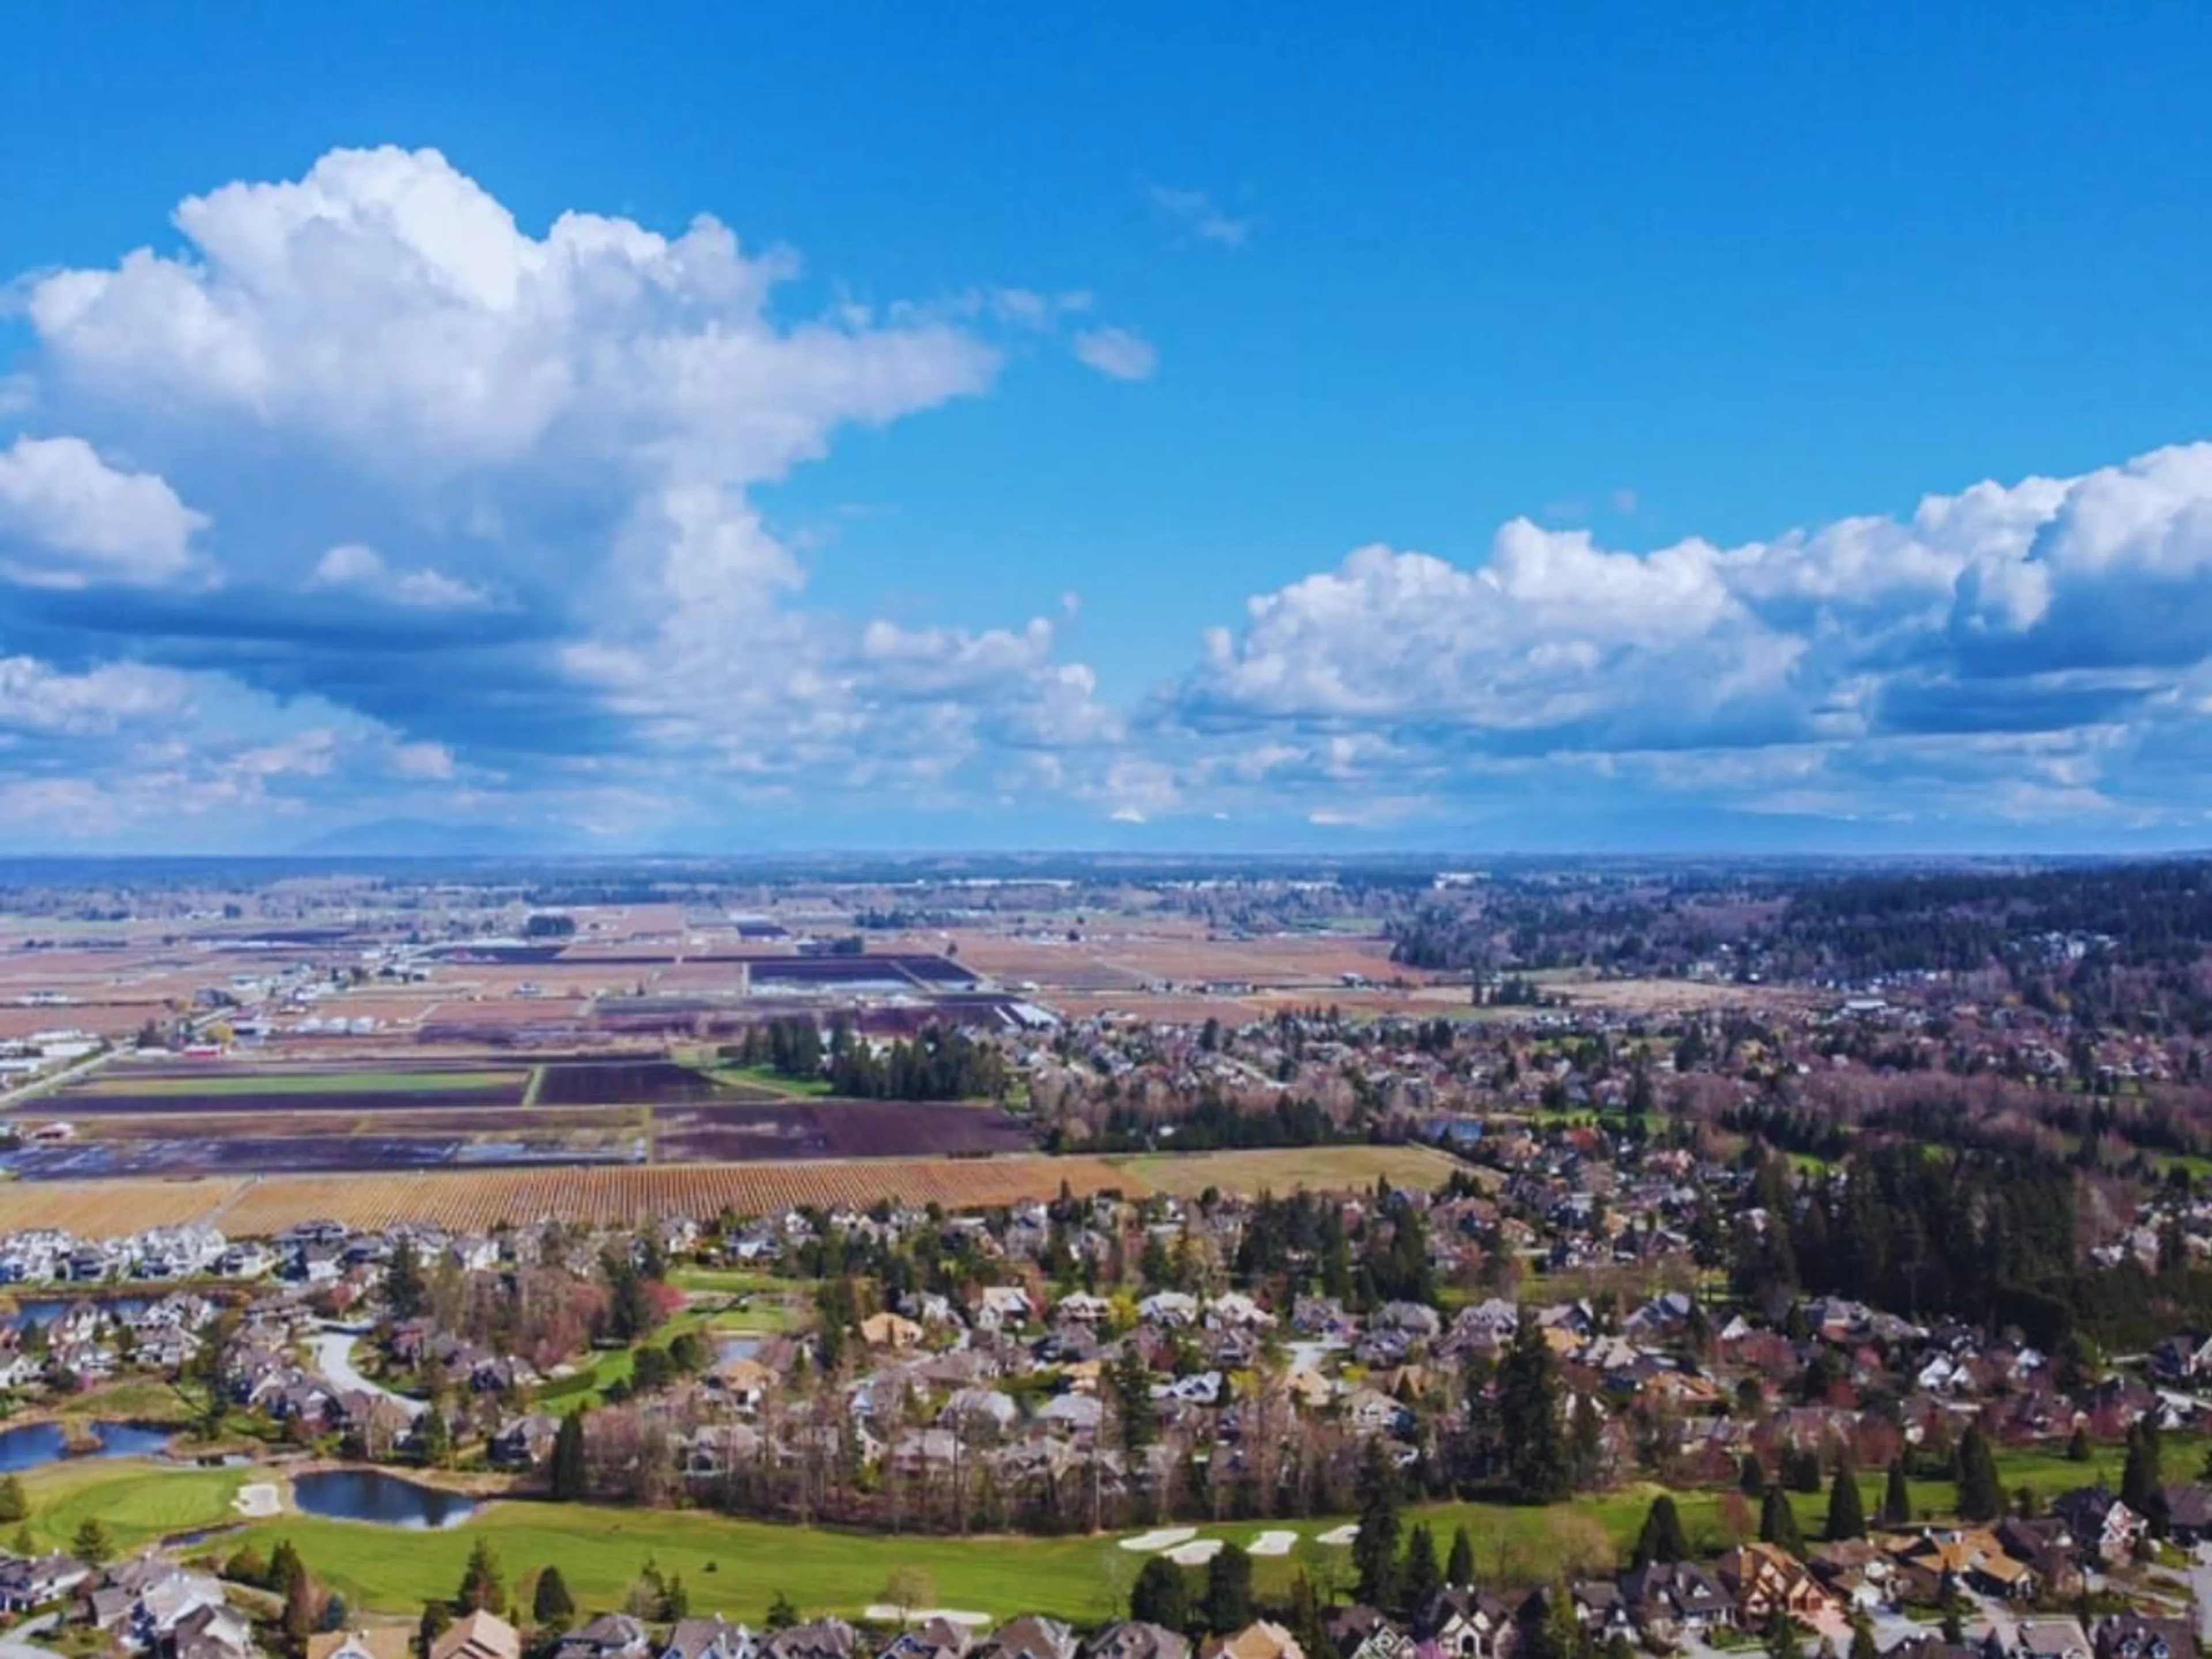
[20,1430,2184,1627]
[21,1460,246,1554]
[705,1066,835,1099]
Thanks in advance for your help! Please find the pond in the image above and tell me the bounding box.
[717,1336,760,1364]
[290,1469,478,1529]
[0,1419,173,1472]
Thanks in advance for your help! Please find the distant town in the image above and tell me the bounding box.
[0,857,2209,1659]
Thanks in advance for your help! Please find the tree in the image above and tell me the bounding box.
[1955,1427,2002,1523]
[1205,1543,1255,1635]
[660,1575,690,1622]
[386,1237,429,1320]
[2122,1422,2163,1525]
[1881,1457,1912,1527]
[1521,1581,1583,1659]
[1499,1313,1570,1503]
[0,1475,26,1524]
[766,1592,800,1631]
[1401,1524,1442,1617]
[1634,1494,1690,1566]
[2068,1427,2092,1463]
[1353,1437,1403,1608]
[1130,1557,1190,1632]
[1850,1619,1878,1659]
[882,1566,937,1628]
[1446,1525,1476,1589]
[270,1540,307,1597]
[533,1566,575,1626]
[1763,1613,1802,1659]
[457,1538,507,1616]
[1825,1459,1867,1542]
[550,1408,589,1501]
[418,1602,452,1659]
[283,1571,319,1653]
[72,1517,112,1566]
[320,1594,351,1635]
[1758,1486,1803,1556]
[1288,1571,1332,1659]
[1110,1347,1154,1460]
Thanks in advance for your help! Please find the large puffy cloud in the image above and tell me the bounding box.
[0,146,1127,843]
[1173,442,2212,830]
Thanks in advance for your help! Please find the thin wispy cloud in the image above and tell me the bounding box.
[1147,184,1252,248]
[1073,327,1160,382]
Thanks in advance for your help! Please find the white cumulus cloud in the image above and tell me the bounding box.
[0,435,207,587]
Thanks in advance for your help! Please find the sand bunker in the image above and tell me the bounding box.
[1249,1531,1299,1556]
[1119,1527,1198,1552]
[863,1609,991,1627]
[1166,1539,1225,1566]
[232,1483,281,1518]
[1316,1523,1359,1546]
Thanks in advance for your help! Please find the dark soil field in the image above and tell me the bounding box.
[535,1059,774,1106]
[654,1100,1034,1161]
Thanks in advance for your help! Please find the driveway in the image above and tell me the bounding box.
[307,1325,426,1419]
[0,1612,63,1659]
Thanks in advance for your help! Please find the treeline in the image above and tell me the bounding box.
[1081,1092,1342,1154]
[1733,1143,2082,1347]
[1770,861,2212,978]
[722,1020,1007,1100]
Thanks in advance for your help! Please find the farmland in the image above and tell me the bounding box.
[0,1144,1471,1237]
[1112,1143,1465,1196]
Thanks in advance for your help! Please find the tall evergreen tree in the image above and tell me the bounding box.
[1633,1494,1690,1566]
[1402,1523,1442,1616]
[385,1237,429,1320]
[533,1566,575,1626]
[1130,1558,1189,1632]
[550,1409,589,1501]
[1499,1313,1570,1503]
[1446,1525,1476,1589]
[1205,1544,1254,1635]
[1955,1427,2003,1522]
[2122,1422,2163,1525]
[457,1539,507,1616]
[1353,1437,1403,1609]
[1759,1486,1804,1555]
[1825,1459,1867,1542]
[1881,1457,1913,1527]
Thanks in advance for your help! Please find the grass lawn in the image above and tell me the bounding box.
[27,1431,2187,1627]
[21,1459,245,1554]
[706,1066,835,1100]
[51,1376,199,1426]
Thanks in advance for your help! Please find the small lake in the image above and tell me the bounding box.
[717,1336,760,1363]
[0,1419,173,1472]
[291,1469,477,1529]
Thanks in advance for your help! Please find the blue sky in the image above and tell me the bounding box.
[3,3,2212,853]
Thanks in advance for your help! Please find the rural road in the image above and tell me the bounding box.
[0,1047,112,1108]
[308,1325,427,1419]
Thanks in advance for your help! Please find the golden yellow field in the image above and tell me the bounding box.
[1111,1143,1466,1198]
[0,1145,1469,1239]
